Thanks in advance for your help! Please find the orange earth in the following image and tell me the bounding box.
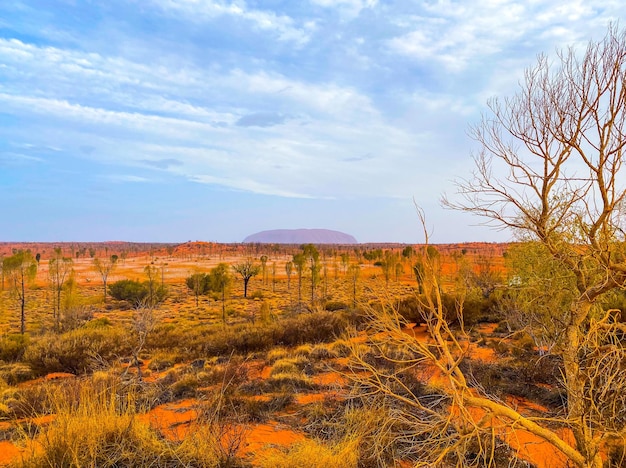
[0,241,581,468]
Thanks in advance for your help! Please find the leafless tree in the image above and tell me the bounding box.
[443,25,626,467]
[347,211,590,466]
[93,255,118,303]
[48,247,73,331]
[3,250,37,334]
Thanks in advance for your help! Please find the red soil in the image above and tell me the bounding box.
[0,441,21,466]
[242,421,304,456]
[312,372,346,387]
[139,399,197,440]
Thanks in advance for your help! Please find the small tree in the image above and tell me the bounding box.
[260,255,268,285]
[143,264,159,306]
[93,255,118,303]
[302,244,320,306]
[186,272,210,307]
[379,250,398,284]
[209,263,232,324]
[271,262,277,293]
[347,264,360,308]
[48,248,73,330]
[4,250,37,334]
[443,25,626,467]
[285,261,293,290]
[232,259,260,298]
[292,253,306,311]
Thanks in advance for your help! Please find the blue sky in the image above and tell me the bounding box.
[0,1,622,243]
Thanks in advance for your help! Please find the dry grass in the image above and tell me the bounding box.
[9,379,245,468]
[256,439,358,468]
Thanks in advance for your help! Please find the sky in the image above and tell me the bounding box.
[0,1,623,244]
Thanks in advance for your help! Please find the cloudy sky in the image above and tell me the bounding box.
[0,1,622,243]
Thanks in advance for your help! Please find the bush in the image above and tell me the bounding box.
[249,290,264,300]
[12,380,247,468]
[257,439,358,468]
[0,363,33,385]
[325,301,348,312]
[24,326,132,375]
[170,374,199,398]
[109,279,168,307]
[396,294,489,327]
[270,359,300,377]
[0,334,29,362]
[146,311,356,360]
[310,344,338,361]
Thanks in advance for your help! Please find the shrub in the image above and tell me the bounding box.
[266,347,289,363]
[12,381,246,468]
[147,352,176,371]
[109,279,168,307]
[329,340,352,358]
[249,290,264,300]
[325,301,348,312]
[170,374,199,398]
[396,294,487,327]
[24,326,132,375]
[310,344,338,361]
[266,373,314,392]
[257,439,358,468]
[270,359,300,377]
[277,312,349,347]
[0,334,29,362]
[0,363,33,385]
[293,345,312,358]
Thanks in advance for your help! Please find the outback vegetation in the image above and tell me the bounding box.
[0,25,625,468]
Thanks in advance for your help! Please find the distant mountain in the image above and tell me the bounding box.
[243,229,358,244]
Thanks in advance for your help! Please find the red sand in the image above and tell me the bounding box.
[242,421,304,456]
[139,399,197,440]
[0,441,21,466]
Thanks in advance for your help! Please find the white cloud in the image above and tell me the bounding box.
[387,0,618,73]
[148,0,313,45]
[104,174,152,183]
[310,0,377,19]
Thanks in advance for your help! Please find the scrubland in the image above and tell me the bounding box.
[0,241,623,467]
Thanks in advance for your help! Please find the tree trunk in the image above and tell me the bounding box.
[20,274,25,335]
[562,300,602,468]
[222,287,226,323]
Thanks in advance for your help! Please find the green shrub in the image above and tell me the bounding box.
[109,279,168,307]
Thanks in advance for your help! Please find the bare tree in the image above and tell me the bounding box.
[48,247,73,331]
[443,25,626,467]
[348,212,591,466]
[93,255,118,303]
[3,250,37,334]
[292,253,306,311]
[232,259,260,298]
[347,264,360,308]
